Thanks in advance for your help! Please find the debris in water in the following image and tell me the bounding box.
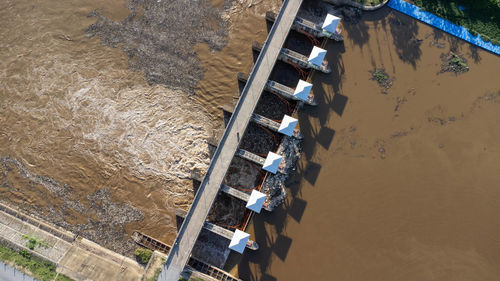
[440,52,469,74]
[370,68,393,94]
[86,0,232,92]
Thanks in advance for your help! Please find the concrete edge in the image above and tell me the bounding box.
[0,203,145,281]
[323,0,389,11]
[141,251,167,281]
[359,0,389,11]
[76,236,140,267]
[0,202,75,243]
[0,236,58,271]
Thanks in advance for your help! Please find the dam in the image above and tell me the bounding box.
[158,0,342,279]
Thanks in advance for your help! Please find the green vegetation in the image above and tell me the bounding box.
[440,52,469,74]
[145,255,166,281]
[135,247,153,264]
[371,68,393,93]
[0,242,73,281]
[146,257,163,281]
[413,0,500,45]
[22,234,49,250]
[354,0,384,5]
[372,69,388,84]
[146,268,162,281]
[450,54,467,68]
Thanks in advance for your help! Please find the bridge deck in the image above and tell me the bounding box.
[158,0,302,280]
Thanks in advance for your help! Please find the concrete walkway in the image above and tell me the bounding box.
[0,203,144,281]
[158,0,303,280]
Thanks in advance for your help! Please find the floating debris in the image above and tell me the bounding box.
[261,136,302,210]
[440,52,469,74]
[371,68,393,94]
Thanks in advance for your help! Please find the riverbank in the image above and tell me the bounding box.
[412,0,500,45]
[0,260,37,281]
[323,0,389,10]
[0,244,72,281]
[353,0,387,7]
[388,0,500,56]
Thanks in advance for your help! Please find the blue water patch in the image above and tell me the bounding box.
[387,0,500,56]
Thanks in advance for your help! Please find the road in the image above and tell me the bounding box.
[158,0,303,280]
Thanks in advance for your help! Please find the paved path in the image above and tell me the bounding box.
[158,0,303,280]
[388,0,500,56]
[0,203,143,281]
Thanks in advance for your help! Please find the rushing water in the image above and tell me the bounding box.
[231,6,500,281]
[2,0,500,278]
[0,0,215,254]
[195,0,283,119]
[0,0,283,257]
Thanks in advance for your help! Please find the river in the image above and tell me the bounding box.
[232,5,500,281]
[0,0,219,255]
[0,0,283,257]
[1,0,500,279]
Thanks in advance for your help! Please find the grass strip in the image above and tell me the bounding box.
[0,242,73,281]
[412,0,500,45]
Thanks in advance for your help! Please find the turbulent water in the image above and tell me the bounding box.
[0,0,284,256]
[86,0,232,92]
[0,0,217,254]
[3,0,499,279]
[195,0,283,118]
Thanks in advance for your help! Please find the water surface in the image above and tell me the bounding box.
[0,0,213,254]
[235,7,500,281]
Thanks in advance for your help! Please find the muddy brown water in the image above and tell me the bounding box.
[0,0,283,257]
[194,0,283,119]
[2,0,500,279]
[230,6,500,281]
[0,0,217,254]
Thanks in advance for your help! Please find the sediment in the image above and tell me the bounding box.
[86,0,233,92]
